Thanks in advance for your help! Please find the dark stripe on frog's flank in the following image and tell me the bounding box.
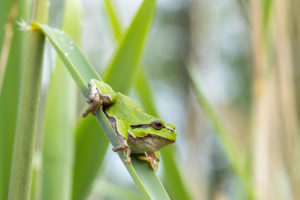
[103,108,124,139]
[127,133,175,154]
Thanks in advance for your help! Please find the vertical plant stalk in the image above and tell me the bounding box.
[0,0,29,198]
[249,0,272,199]
[8,28,45,200]
[0,0,17,92]
[9,0,48,198]
[274,0,300,198]
[250,0,290,199]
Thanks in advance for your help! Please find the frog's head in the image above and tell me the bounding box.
[130,119,176,141]
[149,120,177,141]
[128,119,177,153]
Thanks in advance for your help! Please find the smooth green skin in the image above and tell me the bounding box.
[89,79,176,153]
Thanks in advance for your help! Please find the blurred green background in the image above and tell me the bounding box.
[1,0,300,199]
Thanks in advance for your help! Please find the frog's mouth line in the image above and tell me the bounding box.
[131,133,176,143]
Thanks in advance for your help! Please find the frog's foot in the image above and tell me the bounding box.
[112,144,131,164]
[82,85,113,117]
[138,152,159,171]
[82,85,102,117]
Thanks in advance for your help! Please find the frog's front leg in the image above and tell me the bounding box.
[138,152,159,171]
[112,137,131,164]
[82,83,113,117]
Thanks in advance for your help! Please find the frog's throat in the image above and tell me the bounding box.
[128,133,175,153]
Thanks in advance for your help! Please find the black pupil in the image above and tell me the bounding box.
[154,121,162,127]
[152,120,164,130]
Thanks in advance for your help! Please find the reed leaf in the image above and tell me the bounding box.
[103,1,192,199]
[40,0,82,199]
[0,0,28,199]
[35,11,170,198]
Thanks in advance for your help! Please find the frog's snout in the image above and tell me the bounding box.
[166,123,175,130]
[166,123,177,136]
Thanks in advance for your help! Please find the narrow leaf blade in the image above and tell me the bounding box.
[103,1,192,199]
[187,67,255,199]
[0,0,29,199]
[36,23,100,94]
[72,0,158,199]
[36,21,170,200]
[72,115,109,200]
[103,0,156,94]
[40,0,82,199]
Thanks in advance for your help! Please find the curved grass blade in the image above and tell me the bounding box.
[186,67,256,200]
[103,0,122,42]
[104,1,192,199]
[104,0,158,116]
[103,0,156,94]
[32,23,100,95]
[40,0,82,199]
[72,0,158,199]
[72,115,109,200]
[35,19,170,199]
[35,23,105,200]
[94,180,143,200]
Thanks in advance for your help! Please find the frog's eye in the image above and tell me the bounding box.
[151,120,165,130]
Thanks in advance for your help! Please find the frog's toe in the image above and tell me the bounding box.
[112,144,132,165]
[112,144,128,152]
[125,157,131,164]
[138,155,158,171]
[82,102,99,117]
[82,85,102,118]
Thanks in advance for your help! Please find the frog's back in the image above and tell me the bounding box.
[105,93,154,124]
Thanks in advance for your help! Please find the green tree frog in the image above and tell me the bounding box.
[82,79,177,171]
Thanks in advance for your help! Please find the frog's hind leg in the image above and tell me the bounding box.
[138,152,159,171]
[112,131,131,164]
[82,94,101,117]
[112,142,131,164]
